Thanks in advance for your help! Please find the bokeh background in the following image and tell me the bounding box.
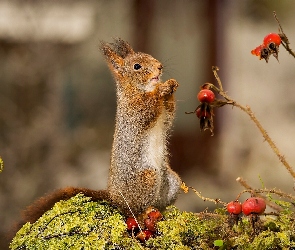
[1,0,295,248]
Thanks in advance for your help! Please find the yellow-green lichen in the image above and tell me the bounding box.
[10,194,141,250]
[10,194,295,250]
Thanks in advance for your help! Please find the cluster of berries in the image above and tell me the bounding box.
[186,84,216,135]
[227,197,266,228]
[251,33,282,62]
[126,208,163,242]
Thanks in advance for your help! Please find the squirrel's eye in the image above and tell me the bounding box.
[133,63,142,70]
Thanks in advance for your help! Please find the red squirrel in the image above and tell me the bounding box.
[15,38,181,231]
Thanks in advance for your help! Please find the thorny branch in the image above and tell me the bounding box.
[181,182,227,206]
[236,177,295,212]
[273,11,295,58]
[211,67,295,180]
[183,13,295,212]
[185,65,295,212]
[236,177,295,202]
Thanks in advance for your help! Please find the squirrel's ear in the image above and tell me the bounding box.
[112,38,134,58]
[100,42,124,72]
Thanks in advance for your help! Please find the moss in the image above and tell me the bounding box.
[10,194,295,250]
[10,194,142,250]
[146,207,228,249]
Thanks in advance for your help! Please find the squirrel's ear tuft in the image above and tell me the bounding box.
[100,41,124,71]
[112,38,134,58]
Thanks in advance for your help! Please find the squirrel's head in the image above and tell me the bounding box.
[100,38,163,92]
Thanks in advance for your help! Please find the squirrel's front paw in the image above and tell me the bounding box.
[159,79,179,97]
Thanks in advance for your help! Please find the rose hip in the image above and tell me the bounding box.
[242,197,266,216]
[227,201,242,215]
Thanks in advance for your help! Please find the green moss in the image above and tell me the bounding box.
[10,194,142,250]
[10,194,295,249]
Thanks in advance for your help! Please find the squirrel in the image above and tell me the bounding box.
[102,38,181,216]
[14,38,181,230]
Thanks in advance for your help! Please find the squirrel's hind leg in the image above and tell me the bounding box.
[109,168,162,216]
[166,168,182,203]
[156,166,181,211]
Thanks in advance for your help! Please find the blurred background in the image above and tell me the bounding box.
[1,0,295,248]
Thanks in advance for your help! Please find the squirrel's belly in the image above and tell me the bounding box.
[143,110,166,170]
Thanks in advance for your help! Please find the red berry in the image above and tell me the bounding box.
[144,218,156,232]
[143,230,153,240]
[197,89,215,103]
[144,218,157,232]
[126,217,139,231]
[227,201,242,215]
[263,33,281,47]
[147,210,163,221]
[242,197,266,216]
[137,230,153,242]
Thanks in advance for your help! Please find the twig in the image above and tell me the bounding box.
[181,182,227,206]
[37,210,82,237]
[258,188,295,202]
[273,11,295,58]
[212,66,223,92]
[236,178,295,202]
[212,67,295,179]
[236,177,285,212]
[42,230,90,240]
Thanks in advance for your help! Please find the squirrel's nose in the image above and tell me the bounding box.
[158,64,163,70]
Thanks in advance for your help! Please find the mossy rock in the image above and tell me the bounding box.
[10,194,295,249]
